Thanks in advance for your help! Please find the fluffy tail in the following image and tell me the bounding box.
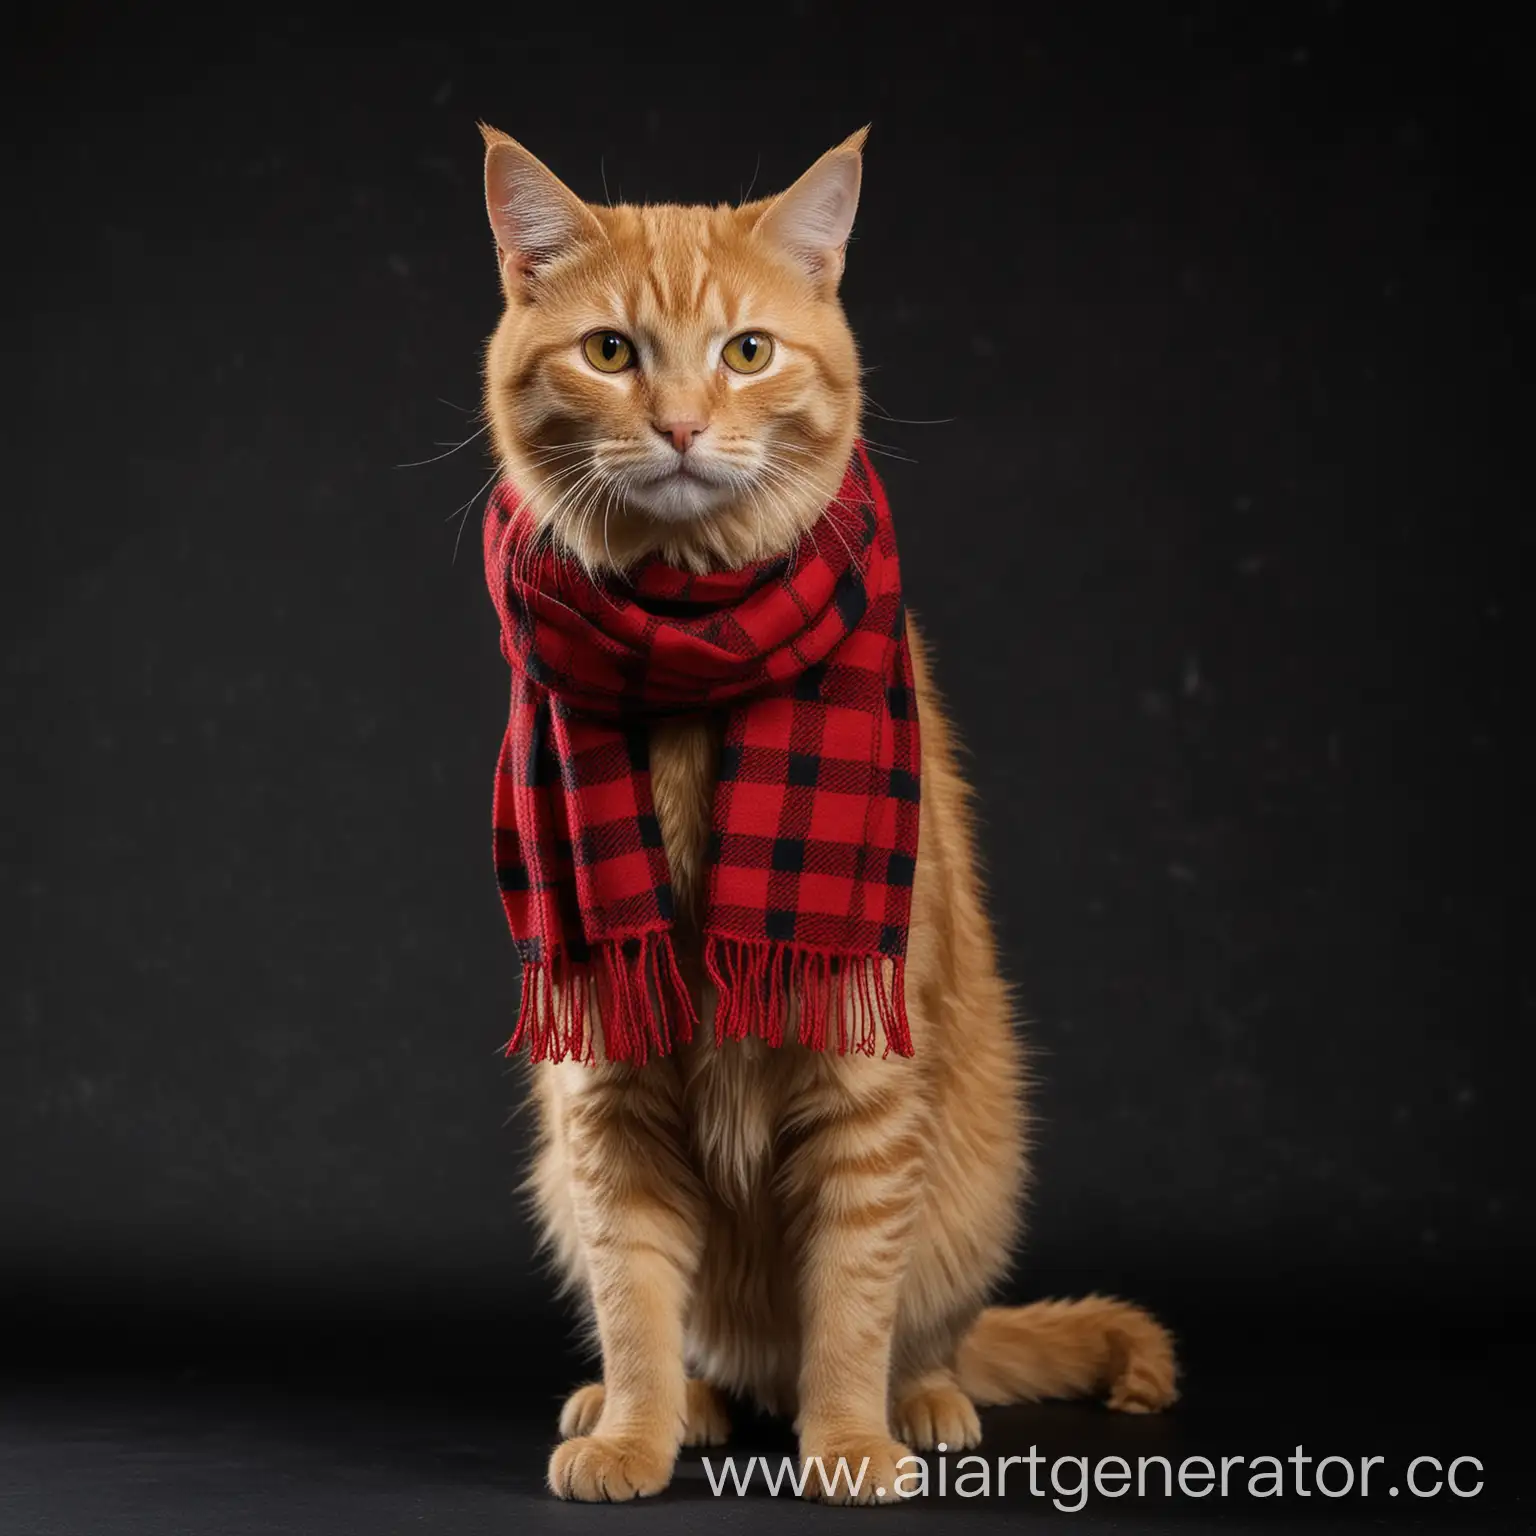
[955,1295,1179,1414]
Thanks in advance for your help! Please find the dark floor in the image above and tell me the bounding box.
[4,1312,1531,1532]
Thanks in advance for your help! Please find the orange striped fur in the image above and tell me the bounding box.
[478,126,1178,1503]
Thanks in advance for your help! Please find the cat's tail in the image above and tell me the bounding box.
[954,1295,1179,1414]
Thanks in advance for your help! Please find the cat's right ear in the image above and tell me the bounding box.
[480,126,604,294]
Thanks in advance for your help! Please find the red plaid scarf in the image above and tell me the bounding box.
[483,443,919,1065]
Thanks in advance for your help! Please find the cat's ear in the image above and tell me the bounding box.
[752,127,867,290]
[480,125,605,292]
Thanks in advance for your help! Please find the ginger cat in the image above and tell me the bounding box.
[477,124,1178,1504]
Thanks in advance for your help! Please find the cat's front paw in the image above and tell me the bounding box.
[547,1433,675,1501]
[798,1432,915,1505]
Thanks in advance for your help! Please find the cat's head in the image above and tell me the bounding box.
[479,127,866,573]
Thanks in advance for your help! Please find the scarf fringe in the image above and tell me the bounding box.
[505,938,913,1065]
[505,932,700,1067]
[705,939,913,1059]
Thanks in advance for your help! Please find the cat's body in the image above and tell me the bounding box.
[531,632,1026,1406]
[478,126,1177,1503]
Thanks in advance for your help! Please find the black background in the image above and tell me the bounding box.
[2,2,1531,1530]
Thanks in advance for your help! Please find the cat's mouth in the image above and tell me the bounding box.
[655,462,709,483]
[625,458,735,523]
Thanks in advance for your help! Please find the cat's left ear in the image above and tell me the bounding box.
[753,127,867,291]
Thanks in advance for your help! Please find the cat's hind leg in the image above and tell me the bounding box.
[891,1365,982,1450]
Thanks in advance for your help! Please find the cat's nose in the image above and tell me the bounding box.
[653,419,707,454]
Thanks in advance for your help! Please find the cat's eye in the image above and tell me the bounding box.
[722,332,774,375]
[582,331,636,373]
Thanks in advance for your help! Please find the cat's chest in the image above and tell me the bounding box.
[647,714,723,930]
[650,715,811,1199]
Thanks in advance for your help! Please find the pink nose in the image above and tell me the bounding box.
[654,419,706,454]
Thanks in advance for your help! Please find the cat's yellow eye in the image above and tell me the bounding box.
[722,332,774,375]
[582,331,635,373]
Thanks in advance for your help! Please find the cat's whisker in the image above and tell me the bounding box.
[570,473,617,577]
[762,457,861,569]
[514,460,596,582]
[740,475,793,571]
[754,457,852,569]
[739,151,762,204]
[523,440,611,470]
[858,442,920,466]
[599,477,624,578]
[556,471,616,566]
[601,502,618,574]
[444,465,501,526]
[774,433,918,468]
[398,421,491,469]
[862,391,955,427]
[756,453,833,510]
[542,466,606,558]
[449,464,502,563]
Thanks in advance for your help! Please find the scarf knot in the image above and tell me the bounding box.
[484,443,919,1064]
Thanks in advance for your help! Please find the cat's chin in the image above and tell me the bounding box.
[623,468,735,525]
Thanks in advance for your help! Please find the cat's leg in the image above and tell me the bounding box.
[546,1060,707,1502]
[785,1057,927,1505]
[558,1378,730,1445]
